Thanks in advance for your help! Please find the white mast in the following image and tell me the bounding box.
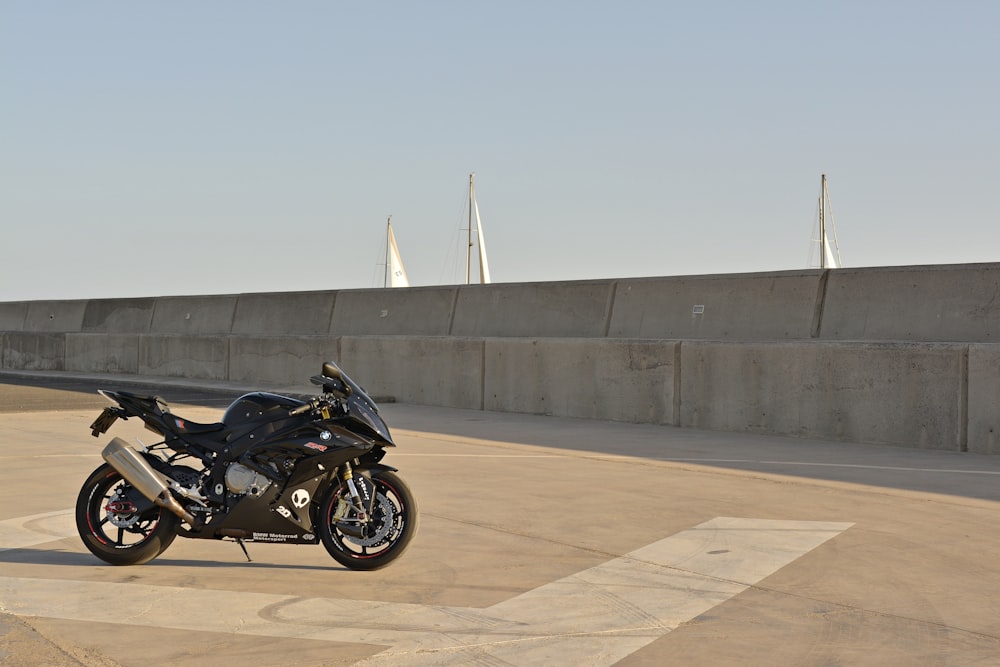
[466,173,492,284]
[385,216,410,288]
[817,174,842,269]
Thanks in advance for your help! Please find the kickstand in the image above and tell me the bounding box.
[236,538,252,562]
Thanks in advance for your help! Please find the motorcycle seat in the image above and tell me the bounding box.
[167,415,226,435]
[106,391,224,435]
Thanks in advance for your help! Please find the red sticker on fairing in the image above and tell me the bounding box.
[305,442,328,452]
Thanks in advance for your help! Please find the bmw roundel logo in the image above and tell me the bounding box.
[320,430,332,441]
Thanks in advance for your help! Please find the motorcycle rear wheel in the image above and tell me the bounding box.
[76,463,179,565]
[318,470,418,571]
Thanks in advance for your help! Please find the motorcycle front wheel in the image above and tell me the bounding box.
[318,470,418,570]
[76,463,179,565]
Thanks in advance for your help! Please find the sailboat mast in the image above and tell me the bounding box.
[467,174,474,285]
[819,174,827,269]
[384,216,391,288]
[816,173,843,269]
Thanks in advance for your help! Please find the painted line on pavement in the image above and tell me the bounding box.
[661,458,1000,475]
[0,510,76,551]
[389,453,561,457]
[0,514,852,666]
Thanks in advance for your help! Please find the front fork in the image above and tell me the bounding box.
[332,462,369,524]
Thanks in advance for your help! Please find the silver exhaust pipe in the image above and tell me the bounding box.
[102,437,196,525]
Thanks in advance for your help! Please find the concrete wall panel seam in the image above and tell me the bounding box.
[229,296,241,334]
[603,281,618,338]
[448,288,460,336]
[673,341,683,427]
[480,339,486,411]
[325,291,339,336]
[960,346,969,452]
[811,270,830,338]
[149,299,162,336]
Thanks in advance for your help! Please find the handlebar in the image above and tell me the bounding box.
[288,393,345,417]
[288,401,317,416]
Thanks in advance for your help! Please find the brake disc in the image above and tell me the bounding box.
[344,492,395,547]
[105,489,141,528]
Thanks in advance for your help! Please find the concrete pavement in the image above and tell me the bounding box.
[2,374,1000,665]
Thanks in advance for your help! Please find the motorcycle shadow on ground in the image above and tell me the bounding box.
[0,546,348,572]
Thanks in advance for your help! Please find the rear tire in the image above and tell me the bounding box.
[318,470,417,570]
[76,463,178,565]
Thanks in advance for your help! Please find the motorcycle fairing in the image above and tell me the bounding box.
[91,390,174,437]
[343,393,394,445]
[188,476,319,543]
[310,363,395,447]
[221,392,306,428]
[187,440,371,539]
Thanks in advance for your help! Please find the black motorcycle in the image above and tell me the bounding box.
[76,361,417,570]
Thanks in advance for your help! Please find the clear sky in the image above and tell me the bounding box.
[2,2,997,301]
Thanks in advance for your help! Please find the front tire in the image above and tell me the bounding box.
[76,463,179,565]
[318,470,417,570]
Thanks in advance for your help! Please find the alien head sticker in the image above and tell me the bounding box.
[291,488,310,509]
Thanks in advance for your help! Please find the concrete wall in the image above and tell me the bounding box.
[139,335,230,380]
[231,291,337,336]
[484,338,677,423]
[0,303,29,331]
[229,336,338,387]
[4,262,1000,453]
[2,332,65,370]
[66,334,140,374]
[24,301,87,332]
[332,288,456,336]
[451,281,614,337]
[820,265,1000,341]
[341,336,485,410]
[679,341,965,449]
[82,299,155,333]
[608,272,824,340]
[150,295,239,335]
[967,344,999,455]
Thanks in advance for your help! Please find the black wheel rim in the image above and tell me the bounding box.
[327,478,409,561]
[86,470,164,549]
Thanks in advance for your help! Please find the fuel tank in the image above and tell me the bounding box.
[222,392,305,427]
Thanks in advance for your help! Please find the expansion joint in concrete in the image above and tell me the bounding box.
[810,270,831,338]
[603,282,618,338]
[960,346,969,452]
